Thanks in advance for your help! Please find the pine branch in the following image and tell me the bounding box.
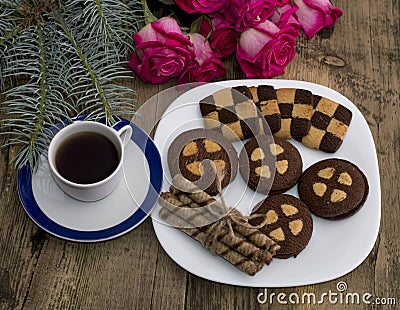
[33,24,47,150]
[1,22,75,172]
[0,0,18,10]
[0,25,22,47]
[0,6,19,91]
[54,13,136,125]
[0,0,142,171]
[65,0,142,58]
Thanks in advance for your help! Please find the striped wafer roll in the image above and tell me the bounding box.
[274,88,314,139]
[170,185,223,218]
[159,208,262,276]
[172,175,226,213]
[160,193,266,263]
[168,190,266,262]
[173,189,279,261]
[160,192,211,228]
[171,175,280,263]
[229,209,281,255]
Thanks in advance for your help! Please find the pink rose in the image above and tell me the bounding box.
[269,4,301,36]
[175,0,228,14]
[276,0,291,5]
[225,0,277,32]
[294,0,343,39]
[129,17,193,84]
[199,14,240,57]
[236,20,297,78]
[178,33,225,83]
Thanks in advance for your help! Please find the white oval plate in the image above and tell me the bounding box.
[151,80,380,287]
[18,118,163,242]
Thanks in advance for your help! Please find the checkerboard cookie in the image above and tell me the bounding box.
[250,194,313,258]
[296,96,352,153]
[167,129,238,196]
[298,158,368,220]
[199,87,265,141]
[248,85,281,134]
[239,136,303,194]
[274,88,314,139]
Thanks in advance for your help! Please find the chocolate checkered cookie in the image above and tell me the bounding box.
[296,96,352,153]
[248,85,281,134]
[199,87,265,141]
[274,88,314,139]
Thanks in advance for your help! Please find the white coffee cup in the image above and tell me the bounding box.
[48,121,132,202]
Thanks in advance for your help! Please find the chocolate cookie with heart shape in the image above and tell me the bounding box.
[168,129,238,196]
[298,158,369,220]
[239,136,303,194]
[250,194,313,259]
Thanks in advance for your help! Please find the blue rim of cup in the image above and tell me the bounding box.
[17,117,163,242]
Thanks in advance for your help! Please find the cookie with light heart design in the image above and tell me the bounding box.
[239,136,303,194]
[298,158,369,220]
[168,129,238,196]
[250,194,313,259]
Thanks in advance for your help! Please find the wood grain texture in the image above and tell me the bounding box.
[0,0,399,309]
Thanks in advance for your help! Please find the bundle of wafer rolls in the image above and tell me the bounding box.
[158,175,280,276]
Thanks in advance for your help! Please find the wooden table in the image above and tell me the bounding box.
[1,1,399,309]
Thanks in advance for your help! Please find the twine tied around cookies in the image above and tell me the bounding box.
[199,168,270,254]
[159,172,280,275]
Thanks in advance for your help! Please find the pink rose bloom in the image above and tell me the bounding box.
[199,14,240,57]
[269,4,301,36]
[236,20,297,78]
[178,33,225,83]
[276,0,291,5]
[175,0,228,14]
[225,0,277,32]
[129,17,193,84]
[294,0,343,39]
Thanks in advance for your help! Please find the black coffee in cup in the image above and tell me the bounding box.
[55,132,119,184]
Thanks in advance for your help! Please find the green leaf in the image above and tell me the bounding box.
[190,16,202,34]
[141,0,158,24]
[190,16,212,41]
[158,0,175,5]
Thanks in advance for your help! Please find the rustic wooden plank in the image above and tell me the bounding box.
[0,140,50,310]
[186,275,260,310]
[149,236,187,310]
[20,219,161,310]
[363,0,400,307]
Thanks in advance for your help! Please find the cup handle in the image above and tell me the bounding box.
[117,124,133,147]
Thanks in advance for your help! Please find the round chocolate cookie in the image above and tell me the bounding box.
[250,194,313,259]
[239,136,303,194]
[298,158,369,220]
[168,129,238,196]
